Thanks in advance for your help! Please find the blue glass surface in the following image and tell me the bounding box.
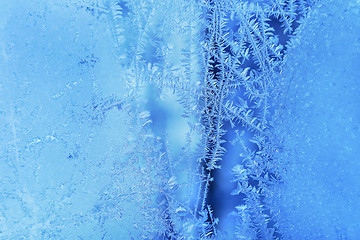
[0,0,359,239]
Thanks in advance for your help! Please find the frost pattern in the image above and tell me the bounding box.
[1,0,360,239]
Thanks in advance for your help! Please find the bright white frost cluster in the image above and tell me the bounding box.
[0,0,359,239]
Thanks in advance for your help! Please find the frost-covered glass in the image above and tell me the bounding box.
[1,0,359,239]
